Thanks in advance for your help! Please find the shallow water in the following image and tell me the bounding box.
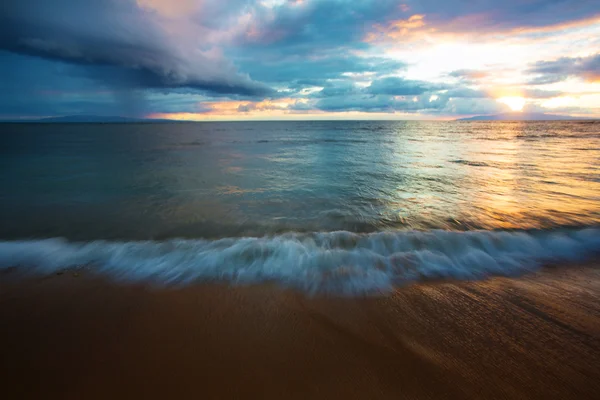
[1,121,599,291]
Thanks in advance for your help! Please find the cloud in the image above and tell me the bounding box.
[443,88,488,98]
[366,1,600,43]
[522,88,564,99]
[313,91,451,113]
[306,78,507,115]
[411,1,600,33]
[448,69,489,80]
[0,51,123,117]
[237,0,404,52]
[239,53,406,86]
[2,0,599,118]
[237,100,291,113]
[314,95,397,113]
[316,82,361,97]
[367,77,446,96]
[0,51,220,118]
[0,0,273,96]
[241,1,600,51]
[527,75,567,85]
[528,53,600,84]
[443,97,504,115]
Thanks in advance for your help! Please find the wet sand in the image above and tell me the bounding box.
[1,264,599,399]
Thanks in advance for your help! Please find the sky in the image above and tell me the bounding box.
[1,0,600,120]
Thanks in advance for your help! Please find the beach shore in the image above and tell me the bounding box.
[1,264,599,399]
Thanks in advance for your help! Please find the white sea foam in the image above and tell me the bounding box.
[1,229,599,294]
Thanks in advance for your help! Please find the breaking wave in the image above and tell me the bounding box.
[1,228,599,294]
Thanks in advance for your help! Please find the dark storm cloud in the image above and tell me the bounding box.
[528,53,600,84]
[0,51,121,117]
[0,51,207,118]
[0,0,273,97]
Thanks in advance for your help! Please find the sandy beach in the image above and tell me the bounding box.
[1,264,599,399]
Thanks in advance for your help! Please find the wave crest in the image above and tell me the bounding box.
[1,228,599,294]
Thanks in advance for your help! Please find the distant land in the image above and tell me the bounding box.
[457,112,594,121]
[1,115,176,123]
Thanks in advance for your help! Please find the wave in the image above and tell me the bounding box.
[1,228,599,294]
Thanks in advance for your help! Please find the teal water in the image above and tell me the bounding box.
[1,121,599,292]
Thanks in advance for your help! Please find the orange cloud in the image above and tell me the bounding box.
[147,101,445,121]
[148,98,308,120]
[581,72,600,83]
[506,14,600,35]
[366,12,600,45]
[210,98,299,113]
[389,14,426,34]
[365,14,429,42]
[147,110,437,121]
[148,112,208,121]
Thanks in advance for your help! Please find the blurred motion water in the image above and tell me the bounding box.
[1,121,599,291]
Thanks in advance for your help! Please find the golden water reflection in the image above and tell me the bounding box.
[384,121,600,230]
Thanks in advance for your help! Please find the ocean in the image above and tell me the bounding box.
[1,120,600,293]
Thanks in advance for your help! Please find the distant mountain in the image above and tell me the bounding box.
[4,115,175,123]
[456,112,593,121]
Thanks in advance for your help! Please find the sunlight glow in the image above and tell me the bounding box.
[497,97,525,112]
[542,96,576,109]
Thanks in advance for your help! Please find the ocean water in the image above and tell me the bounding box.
[1,121,599,293]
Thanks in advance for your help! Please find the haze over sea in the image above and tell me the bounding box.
[2,121,600,293]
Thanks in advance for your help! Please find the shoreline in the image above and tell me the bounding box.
[2,262,600,399]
